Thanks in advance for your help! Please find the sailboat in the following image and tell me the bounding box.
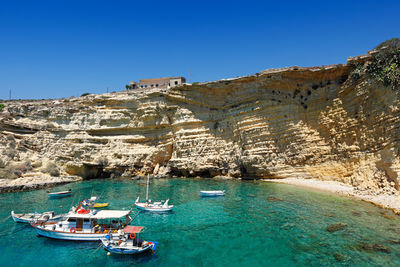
[134,175,173,212]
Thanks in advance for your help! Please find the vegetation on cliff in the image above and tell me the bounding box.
[351,38,400,89]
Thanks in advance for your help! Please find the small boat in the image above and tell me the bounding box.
[86,196,109,208]
[135,197,173,212]
[134,175,173,212]
[32,206,133,241]
[48,189,72,198]
[11,210,63,224]
[200,190,225,197]
[101,225,157,255]
[93,203,109,208]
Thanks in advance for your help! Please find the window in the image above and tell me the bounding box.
[175,81,178,85]
[145,85,148,88]
[84,219,90,223]
[156,84,159,87]
[67,218,76,222]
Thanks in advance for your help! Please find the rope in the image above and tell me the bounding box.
[0,215,11,224]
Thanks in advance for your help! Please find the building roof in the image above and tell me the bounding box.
[68,210,131,219]
[139,77,185,82]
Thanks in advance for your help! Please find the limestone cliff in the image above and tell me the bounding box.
[1,48,400,195]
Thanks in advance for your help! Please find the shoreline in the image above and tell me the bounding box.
[263,178,400,215]
[0,176,82,193]
[2,175,400,215]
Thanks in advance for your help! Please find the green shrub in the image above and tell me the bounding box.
[0,103,4,111]
[81,93,91,97]
[366,39,400,89]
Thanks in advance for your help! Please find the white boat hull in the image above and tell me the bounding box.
[11,211,62,224]
[135,203,173,212]
[33,225,113,241]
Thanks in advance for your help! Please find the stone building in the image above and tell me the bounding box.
[134,77,186,89]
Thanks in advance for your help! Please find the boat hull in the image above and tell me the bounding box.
[12,215,30,223]
[102,240,157,255]
[11,211,62,224]
[93,203,109,208]
[34,225,111,241]
[48,192,71,198]
[200,191,225,197]
[135,203,173,212]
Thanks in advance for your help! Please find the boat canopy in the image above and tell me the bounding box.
[123,226,143,233]
[68,210,131,219]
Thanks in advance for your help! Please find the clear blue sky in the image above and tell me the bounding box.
[0,0,399,100]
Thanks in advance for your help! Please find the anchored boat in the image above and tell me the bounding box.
[47,189,72,198]
[86,196,109,208]
[32,208,132,241]
[200,190,225,197]
[11,210,63,224]
[101,225,157,255]
[134,175,173,212]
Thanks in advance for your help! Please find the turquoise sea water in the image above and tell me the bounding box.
[1,178,400,266]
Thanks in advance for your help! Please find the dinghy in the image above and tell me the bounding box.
[101,225,157,255]
[134,175,173,212]
[200,190,225,197]
[86,196,109,208]
[11,210,63,224]
[48,189,72,198]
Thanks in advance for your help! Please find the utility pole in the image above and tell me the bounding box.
[189,69,191,83]
[9,89,11,100]
[107,87,109,93]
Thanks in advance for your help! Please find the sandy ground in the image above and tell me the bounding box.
[263,178,400,214]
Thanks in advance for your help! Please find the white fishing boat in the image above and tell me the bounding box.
[48,189,72,198]
[32,207,132,241]
[101,225,157,255]
[11,210,63,224]
[134,175,173,212]
[200,190,225,197]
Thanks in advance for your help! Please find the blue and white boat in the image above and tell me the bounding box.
[101,225,157,255]
[200,190,225,197]
[47,189,72,198]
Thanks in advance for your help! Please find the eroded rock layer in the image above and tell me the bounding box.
[1,51,400,195]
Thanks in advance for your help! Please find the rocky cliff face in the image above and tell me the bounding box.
[1,50,400,195]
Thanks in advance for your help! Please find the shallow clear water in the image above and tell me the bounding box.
[1,178,400,266]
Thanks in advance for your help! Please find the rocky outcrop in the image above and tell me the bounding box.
[1,49,400,196]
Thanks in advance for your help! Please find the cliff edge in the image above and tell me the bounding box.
[1,40,400,198]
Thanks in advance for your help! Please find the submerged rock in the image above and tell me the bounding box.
[267,196,283,202]
[333,253,348,262]
[361,243,391,253]
[326,223,347,232]
[352,211,362,217]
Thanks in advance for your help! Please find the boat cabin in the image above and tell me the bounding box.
[49,210,132,233]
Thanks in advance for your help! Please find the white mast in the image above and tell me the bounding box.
[145,174,150,201]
